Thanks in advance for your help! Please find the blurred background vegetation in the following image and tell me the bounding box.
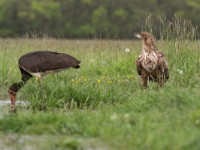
[0,0,200,39]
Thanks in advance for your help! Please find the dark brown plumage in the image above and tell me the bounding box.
[135,32,169,88]
[8,50,81,112]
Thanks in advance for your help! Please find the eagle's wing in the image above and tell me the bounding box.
[157,51,169,79]
[136,57,143,76]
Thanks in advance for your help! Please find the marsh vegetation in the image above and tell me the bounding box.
[0,35,200,149]
[0,18,199,149]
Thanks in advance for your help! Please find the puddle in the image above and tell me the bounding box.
[0,100,30,118]
[0,100,29,106]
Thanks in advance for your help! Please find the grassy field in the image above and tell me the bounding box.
[0,38,200,150]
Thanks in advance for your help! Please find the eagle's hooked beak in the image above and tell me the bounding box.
[135,34,141,39]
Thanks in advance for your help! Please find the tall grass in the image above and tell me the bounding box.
[139,14,199,40]
[0,37,199,108]
[0,39,140,109]
[0,18,200,149]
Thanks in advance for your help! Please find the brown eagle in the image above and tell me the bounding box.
[135,32,169,88]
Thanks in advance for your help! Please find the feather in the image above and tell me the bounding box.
[19,51,81,73]
[8,50,81,112]
[135,32,169,88]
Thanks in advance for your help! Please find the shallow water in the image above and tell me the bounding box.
[0,100,29,118]
[0,100,28,106]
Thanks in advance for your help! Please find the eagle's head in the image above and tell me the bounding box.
[135,32,156,52]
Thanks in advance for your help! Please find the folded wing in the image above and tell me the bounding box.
[157,51,169,79]
[19,51,81,73]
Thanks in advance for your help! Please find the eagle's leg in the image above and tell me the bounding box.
[141,70,148,88]
[158,71,164,87]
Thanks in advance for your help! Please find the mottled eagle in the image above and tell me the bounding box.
[135,32,169,88]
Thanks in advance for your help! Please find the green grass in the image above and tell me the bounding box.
[0,38,200,150]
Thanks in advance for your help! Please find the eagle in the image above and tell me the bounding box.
[135,32,169,88]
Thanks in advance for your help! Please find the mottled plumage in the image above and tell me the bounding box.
[135,32,169,88]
